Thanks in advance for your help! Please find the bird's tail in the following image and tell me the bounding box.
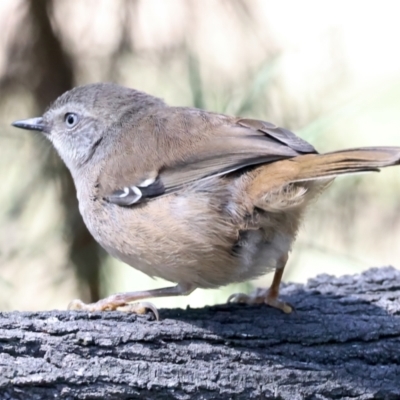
[247,147,400,204]
[291,147,400,182]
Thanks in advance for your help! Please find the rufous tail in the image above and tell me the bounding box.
[292,147,400,181]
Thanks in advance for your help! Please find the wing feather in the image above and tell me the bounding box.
[98,108,317,205]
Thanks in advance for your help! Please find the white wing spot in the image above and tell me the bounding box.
[130,186,142,203]
[140,178,155,187]
[119,187,130,198]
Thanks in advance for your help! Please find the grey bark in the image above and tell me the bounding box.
[1,266,400,400]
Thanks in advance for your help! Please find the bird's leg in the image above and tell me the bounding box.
[263,258,292,313]
[68,283,195,320]
[227,253,292,313]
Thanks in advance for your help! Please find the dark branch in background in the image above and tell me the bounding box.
[30,0,102,303]
[0,0,102,303]
[28,0,73,107]
[0,267,400,400]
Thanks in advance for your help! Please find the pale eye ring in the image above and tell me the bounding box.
[64,113,79,128]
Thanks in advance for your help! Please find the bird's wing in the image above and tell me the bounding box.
[98,108,317,206]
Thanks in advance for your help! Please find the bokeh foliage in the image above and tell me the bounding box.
[0,0,399,311]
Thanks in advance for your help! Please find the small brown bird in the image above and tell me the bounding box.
[12,83,400,318]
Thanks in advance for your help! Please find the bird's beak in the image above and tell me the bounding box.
[12,117,45,132]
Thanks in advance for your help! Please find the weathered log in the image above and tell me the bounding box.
[1,266,400,399]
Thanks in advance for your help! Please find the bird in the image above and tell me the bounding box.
[12,82,400,319]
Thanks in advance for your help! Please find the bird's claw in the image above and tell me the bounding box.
[67,299,159,320]
[227,289,293,313]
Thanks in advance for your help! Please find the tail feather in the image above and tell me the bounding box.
[293,147,400,182]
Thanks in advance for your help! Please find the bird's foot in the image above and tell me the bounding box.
[67,299,159,320]
[67,284,195,321]
[227,287,293,313]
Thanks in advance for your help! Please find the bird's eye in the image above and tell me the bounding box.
[64,113,79,128]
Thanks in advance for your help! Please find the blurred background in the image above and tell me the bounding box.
[1,0,399,311]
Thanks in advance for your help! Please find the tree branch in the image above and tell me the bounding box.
[1,266,400,399]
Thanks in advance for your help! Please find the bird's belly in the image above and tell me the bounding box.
[101,229,291,288]
[79,194,241,288]
[78,188,294,289]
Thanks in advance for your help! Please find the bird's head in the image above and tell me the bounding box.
[12,82,165,172]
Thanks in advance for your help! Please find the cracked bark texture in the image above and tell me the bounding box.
[1,266,400,400]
